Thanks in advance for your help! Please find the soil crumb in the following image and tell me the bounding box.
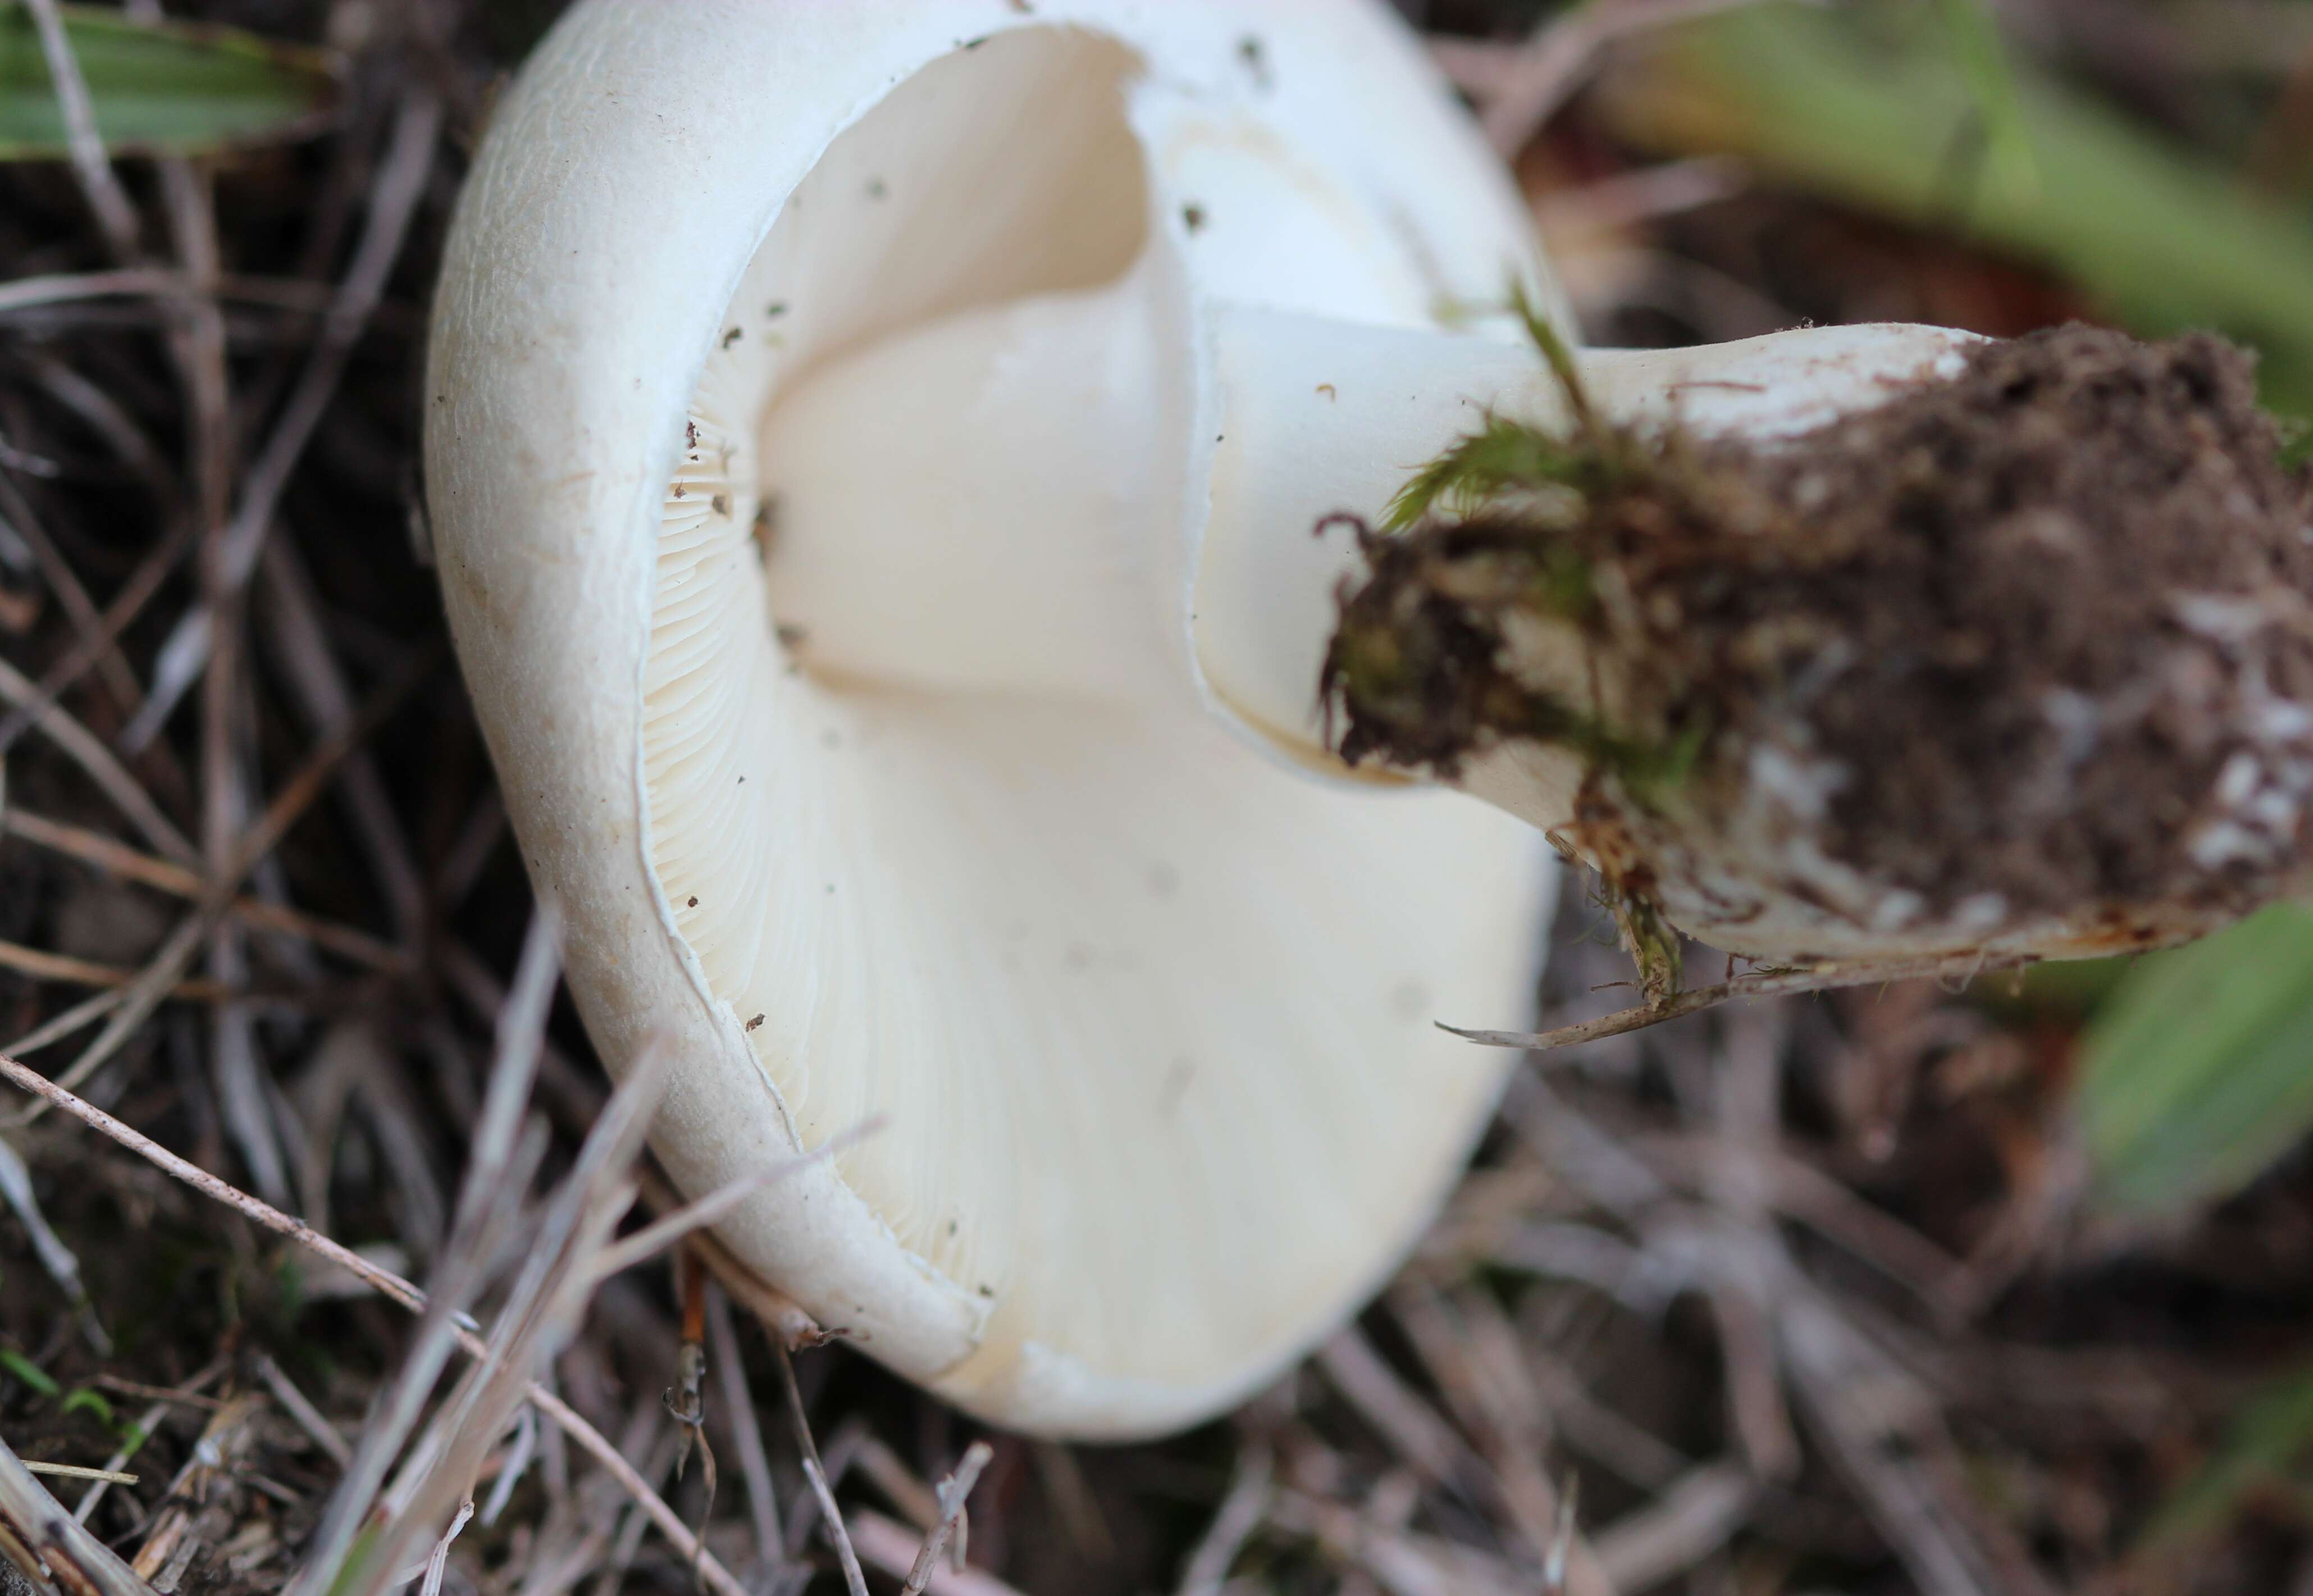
[1327,324,2313,928]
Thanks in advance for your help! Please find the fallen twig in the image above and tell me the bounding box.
[586,1115,884,1284]
[3,804,404,971]
[1175,1440,1272,1596]
[10,643,437,1118]
[850,1511,1025,1596]
[17,1466,134,1487]
[778,1346,869,1596]
[255,1355,353,1470]
[1588,1462,1751,1591]
[21,0,140,258]
[902,1442,993,1596]
[0,653,195,867]
[1441,950,2036,1053]
[0,1435,154,1596]
[702,1283,785,1575]
[126,92,444,750]
[0,1131,106,1351]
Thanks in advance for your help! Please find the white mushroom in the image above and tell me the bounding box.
[423,0,2063,1434]
[429,0,1570,1439]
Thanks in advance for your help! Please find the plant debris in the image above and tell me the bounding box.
[1329,324,2313,945]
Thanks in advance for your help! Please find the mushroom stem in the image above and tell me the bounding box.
[756,283,1976,808]
[756,269,1187,709]
[1201,314,1981,774]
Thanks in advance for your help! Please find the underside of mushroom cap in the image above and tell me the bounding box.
[426,0,1561,1435]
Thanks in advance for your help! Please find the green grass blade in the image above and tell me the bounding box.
[0,3,341,161]
[1933,0,2039,209]
[0,1347,60,1397]
[1594,3,2313,417]
[2076,904,2313,1214]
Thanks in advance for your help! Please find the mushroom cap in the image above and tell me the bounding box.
[426,0,1557,1436]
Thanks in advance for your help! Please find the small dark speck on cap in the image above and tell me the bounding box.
[721,327,742,348]
[1238,35,1272,89]
[1181,203,1206,232]
[746,1014,765,1031]
[687,896,698,908]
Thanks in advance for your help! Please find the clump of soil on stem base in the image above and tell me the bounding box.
[1327,324,2313,929]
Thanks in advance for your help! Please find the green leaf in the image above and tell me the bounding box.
[1932,0,2038,210]
[0,4,341,162]
[0,1347,60,1397]
[1593,3,2313,418]
[2075,903,2313,1214]
[60,1387,115,1428]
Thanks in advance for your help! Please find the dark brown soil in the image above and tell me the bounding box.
[1329,325,2313,923]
